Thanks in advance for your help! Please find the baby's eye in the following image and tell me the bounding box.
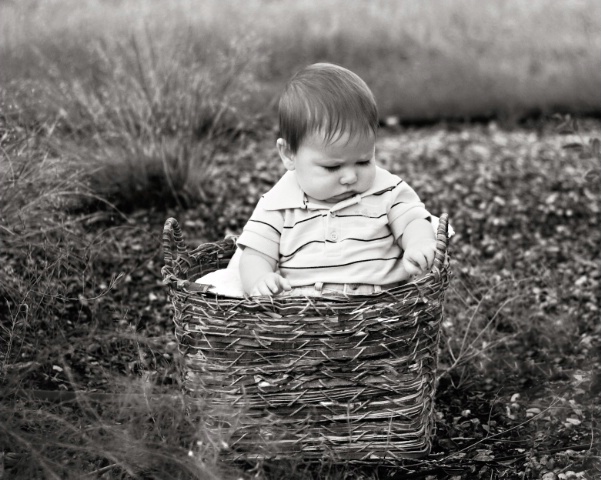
[323,165,340,172]
[357,160,372,166]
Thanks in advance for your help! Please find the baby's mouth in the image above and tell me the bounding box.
[330,191,357,201]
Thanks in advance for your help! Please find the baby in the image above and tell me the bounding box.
[237,63,436,297]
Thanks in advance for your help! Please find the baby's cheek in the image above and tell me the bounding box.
[361,166,376,188]
[317,178,335,196]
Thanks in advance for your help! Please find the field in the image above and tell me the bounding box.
[1,1,600,479]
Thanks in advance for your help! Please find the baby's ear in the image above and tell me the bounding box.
[276,138,295,171]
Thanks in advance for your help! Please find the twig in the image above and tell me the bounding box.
[83,463,121,477]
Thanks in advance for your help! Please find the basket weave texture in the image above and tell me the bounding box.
[162,214,451,463]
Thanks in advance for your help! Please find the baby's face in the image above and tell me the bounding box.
[284,130,376,204]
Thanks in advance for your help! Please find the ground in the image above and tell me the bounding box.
[1,119,599,479]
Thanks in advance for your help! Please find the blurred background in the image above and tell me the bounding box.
[2,0,600,124]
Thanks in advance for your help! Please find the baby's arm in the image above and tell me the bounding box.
[398,218,437,276]
[239,247,291,296]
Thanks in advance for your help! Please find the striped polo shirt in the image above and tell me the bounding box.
[237,166,431,287]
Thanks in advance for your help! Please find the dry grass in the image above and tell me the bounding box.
[2,29,264,210]
[0,375,229,479]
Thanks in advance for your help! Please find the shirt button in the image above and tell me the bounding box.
[330,232,338,241]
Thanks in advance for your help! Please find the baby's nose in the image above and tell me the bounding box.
[340,169,357,184]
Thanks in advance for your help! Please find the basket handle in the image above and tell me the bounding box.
[163,217,189,270]
[432,213,449,271]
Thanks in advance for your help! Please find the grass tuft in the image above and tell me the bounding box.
[29,33,265,211]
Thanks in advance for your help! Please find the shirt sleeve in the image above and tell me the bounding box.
[387,181,431,240]
[237,196,284,262]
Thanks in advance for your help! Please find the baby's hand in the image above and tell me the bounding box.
[250,272,291,297]
[402,241,436,277]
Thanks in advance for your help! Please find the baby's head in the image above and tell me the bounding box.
[278,63,379,154]
[277,63,379,203]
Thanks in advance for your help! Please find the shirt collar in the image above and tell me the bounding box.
[261,166,401,211]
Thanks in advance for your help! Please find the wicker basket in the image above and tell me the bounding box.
[162,214,451,463]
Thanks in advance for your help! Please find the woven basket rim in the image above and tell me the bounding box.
[162,214,450,304]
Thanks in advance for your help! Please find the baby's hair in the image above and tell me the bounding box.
[278,63,379,153]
